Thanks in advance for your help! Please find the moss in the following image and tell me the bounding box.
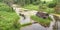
[31,15,51,27]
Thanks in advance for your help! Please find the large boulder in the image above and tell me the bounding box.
[36,12,49,19]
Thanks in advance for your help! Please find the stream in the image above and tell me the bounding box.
[57,21,60,30]
[12,4,57,30]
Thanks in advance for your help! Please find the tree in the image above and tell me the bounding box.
[55,0,60,14]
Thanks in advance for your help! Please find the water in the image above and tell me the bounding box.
[20,23,48,30]
[12,4,56,30]
[53,21,60,30]
[20,15,31,25]
[20,14,55,30]
[48,14,56,30]
[57,21,60,30]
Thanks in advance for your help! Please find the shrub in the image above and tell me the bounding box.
[0,3,20,30]
[0,3,14,12]
[48,2,56,8]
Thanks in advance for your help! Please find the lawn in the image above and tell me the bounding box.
[0,3,20,30]
[31,15,51,27]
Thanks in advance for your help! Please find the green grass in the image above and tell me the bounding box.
[23,4,39,10]
[0,3,20,30]
[0,3,14,12]
[43,8,55,13]
[31,15,51,27]
[21,23,32,27]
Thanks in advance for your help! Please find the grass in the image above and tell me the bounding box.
[23,4,55,13]
[0,3,20,30]
[31,15,51,27]
[43,8,55,13]
[21,23,32,27]
[23,4,39,10]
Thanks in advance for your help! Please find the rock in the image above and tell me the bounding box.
[36,12,49,19]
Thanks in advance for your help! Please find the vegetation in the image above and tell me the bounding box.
[21,23,32,27]
[21,0,55,14]
[0,3,14,12]
[1,0,56,14]
[15,0,41,6]
[23,4,39,10]
[48,2,56,8]
[55,0,60,14]
[0,3,20,30]
[31,15,51,27]
[0,0,60,30]
[23,4,55,13]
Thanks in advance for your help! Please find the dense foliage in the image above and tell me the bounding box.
[0,3,20,30]
[0,3,14,12]
[48,2,56,8]
[14,0,41,6]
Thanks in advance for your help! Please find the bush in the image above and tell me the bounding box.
[0,3,20,30]
[48,2,56,8]
[0,3,14,12]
